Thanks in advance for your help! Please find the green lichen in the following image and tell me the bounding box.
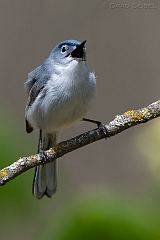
[47,145,59,155]
[52,145,59,152]
[124,110,144,122]
[0,170,9,177]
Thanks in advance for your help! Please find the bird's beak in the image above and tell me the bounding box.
[70,40,86,60]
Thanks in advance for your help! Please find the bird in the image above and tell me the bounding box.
[25,39,98,199]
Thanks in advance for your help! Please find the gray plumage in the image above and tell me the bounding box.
[33,132,57,199]
[25,40,96,199]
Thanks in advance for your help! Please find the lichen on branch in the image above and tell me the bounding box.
[0,100,160,186]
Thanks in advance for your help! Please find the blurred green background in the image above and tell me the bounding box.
[0,0,160,239]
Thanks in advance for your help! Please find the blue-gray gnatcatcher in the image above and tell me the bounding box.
[25,39,101,199]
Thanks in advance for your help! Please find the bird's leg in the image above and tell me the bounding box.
[38,130,48,165]
[82,118,107,137]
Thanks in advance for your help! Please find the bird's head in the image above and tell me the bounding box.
[49,39,87,65]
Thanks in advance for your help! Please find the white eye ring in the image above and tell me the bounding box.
[61,45,68,54]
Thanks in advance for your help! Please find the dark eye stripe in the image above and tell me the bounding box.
[65,53,70,57]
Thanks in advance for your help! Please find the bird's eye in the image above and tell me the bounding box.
[61,45,67,54]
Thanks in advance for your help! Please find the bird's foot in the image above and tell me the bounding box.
[82,118,107,138]
[97,122,108,139]
[39,150,49,165]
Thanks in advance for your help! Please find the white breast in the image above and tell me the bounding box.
[28,60,96,133]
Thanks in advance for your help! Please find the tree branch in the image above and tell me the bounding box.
[0,100,160,186]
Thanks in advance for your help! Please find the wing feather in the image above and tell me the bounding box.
[25,73,49,133]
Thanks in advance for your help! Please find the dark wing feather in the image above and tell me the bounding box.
[25,119,33,133]
[25,75,49,133]
[24,65,44,95]
[27,81,45,108]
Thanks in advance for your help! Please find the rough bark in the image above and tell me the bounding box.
[0,100,160,186]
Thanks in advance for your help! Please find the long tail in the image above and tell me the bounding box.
[33,131,57,199]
